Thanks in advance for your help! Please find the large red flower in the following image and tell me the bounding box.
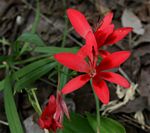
[38,92,69,133]
[67,8,132,48]
[54,32,130,104]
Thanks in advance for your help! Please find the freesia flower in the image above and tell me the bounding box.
[54,32,131,104]
[94,12,133,48]
[38,91,69,133]
[67,8,132,49]
[67,8,133,59]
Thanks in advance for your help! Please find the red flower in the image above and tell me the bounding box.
[38,92,69,133]
[67,8,132,48]
[54,8,132,104]
[94,12,132,48]
[54,32,130,104]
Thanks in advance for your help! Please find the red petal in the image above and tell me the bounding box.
[92,79,109,104]
[48,95,57,114]
[99,50,111,58]
[85,31,98,52]
[61,74,90,94]
[54,53,89,73]
[57,91,70,119]
[55,105,61,122]
[85,31,98,62]
[105,27,133,45]
[38,117,52,129]
[97,51,131,71]
[77,32,98,62]
[38,95,55,129]
[95,24,114,48]
[99,72,130,88]
[61,99,70,119]
[97,12,113,31]
[38,118,46,129]
[51,119,62,132]
[77,44,88,60]
[39,95,56,122]
[67,8,92,38]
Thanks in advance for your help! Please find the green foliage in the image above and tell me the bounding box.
[14,61,57,91]
[34,46,79,54]
[4,76,24,133]
[0,79,4,91]
[17,32,46,55]
[60,113,95,133]
[0,56,8,63]
[86,113,126,133]
[18,32,45,46]
[58,66,68,90]
[27,88,42,116]
[59,112,126,133]
[14,58,52,79]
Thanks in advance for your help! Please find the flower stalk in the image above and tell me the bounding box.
[27,88,42,116]
[90,80,100,133]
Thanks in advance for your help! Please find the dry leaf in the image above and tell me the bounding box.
[134,111,145,129]
[24,116,44,133]
[133,24,150,46]
[121,9,145,35]
[101,83,138,114]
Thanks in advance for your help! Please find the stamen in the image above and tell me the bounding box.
[89,69,96,78]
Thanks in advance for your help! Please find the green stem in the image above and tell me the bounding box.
[61,0,68,47]
[32,89,42,114]
[31,0,40,33]
[19,0,40,56]
[27,88,42,116]
[61,15,68,47]
[25,0,42,116]
[90,80,100,133]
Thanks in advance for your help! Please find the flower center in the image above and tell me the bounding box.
[89,68,96,78]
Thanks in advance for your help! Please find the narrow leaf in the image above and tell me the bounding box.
[61,113,95,133]
[0,80,4,91]
[18,32,45,46]
[15,62,57,91]
[58,66,69,90]
[86,113,126,133]
[14,58,51,79]
[4,76,24,133]
[34,46,79,54]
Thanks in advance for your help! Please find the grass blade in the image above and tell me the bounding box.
[4,76,24,133]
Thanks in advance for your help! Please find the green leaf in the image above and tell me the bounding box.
[14,58,52,79]
[15,62,57,91]
[0,55,7,63]
[58,66,68,90]
[34,46,79,54]
[18,32,45,46]
[86,113,126,133]
[0,80,4,91]
[31,0,40,34]
[61,113,95,133]
[4,76,24,133]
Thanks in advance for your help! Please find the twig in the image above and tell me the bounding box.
[40,78,57,87]
[0,120,9,126]
[118,67,132,83]
[121,114,150,130]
